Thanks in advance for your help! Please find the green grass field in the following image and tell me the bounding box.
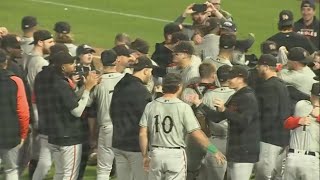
[0,0,318,179]
[0,0,314,55]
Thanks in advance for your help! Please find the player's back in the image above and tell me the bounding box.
[142,97,200,148]
[90,72,124,126]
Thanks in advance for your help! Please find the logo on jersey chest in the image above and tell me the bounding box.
[298,29,318,37]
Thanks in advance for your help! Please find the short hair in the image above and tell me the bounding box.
[162,73,182,94]
[199,63,216,79]
[114,33,131,45]
[54,33,73,43]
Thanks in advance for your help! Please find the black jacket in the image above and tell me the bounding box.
[151,42,173,68]
[36,69,86,146]
[267,31,317,54]
[198,86,260,163]
[294,16,320,50]
[110,73,152,152]
[256,77,291,146]
[0,70,29,148]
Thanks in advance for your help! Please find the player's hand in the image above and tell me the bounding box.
[84,72,100,91]
[214,151,226,165]
[298,117,311,126]
[183,3,195,17]
[143,156,151,172]
[185,94,202,107]
[213,99,226,112]
[205,2,217,13]
[279,46,288,54]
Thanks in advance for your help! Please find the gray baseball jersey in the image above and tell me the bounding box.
[278,66,317,95]
[167,60,200,87]
[87,73,124,127]
[139,97,200,148]
[203,56,233,70]
[202,87,235,136]
[195,34,220,60]
[290,100,320,152]
[26,50,49,92]
[64,43,78,57]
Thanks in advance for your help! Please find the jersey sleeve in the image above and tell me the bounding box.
[139,103,150,127]
[183,105,201,133]
[10,76,30,140]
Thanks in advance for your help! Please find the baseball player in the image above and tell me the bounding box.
[200,64,235,180]
[180,63,217,180]
[86,49,125,180]
[283,82,320,180]
[139,73,225,180]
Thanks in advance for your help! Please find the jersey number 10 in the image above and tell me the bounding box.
[154,115,174,133]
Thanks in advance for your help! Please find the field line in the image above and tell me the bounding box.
[27,0,172,23]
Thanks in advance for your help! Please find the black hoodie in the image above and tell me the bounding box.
[110,73,152,152]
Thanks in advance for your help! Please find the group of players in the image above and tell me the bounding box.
[0,0,319,180]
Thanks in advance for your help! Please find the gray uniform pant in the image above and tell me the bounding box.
[32,134,52,180]
[49,143,82,180]
[283,152,320,180]
[199,136,227,180]
[97,125,114,180]
[227,162,254,180]
[0,144,20,180]
[113,148,147,180]
[149,147,187,180]
[185,135,206,180]
[255,142,286,180]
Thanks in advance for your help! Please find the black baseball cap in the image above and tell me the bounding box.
[163,23,181,35]
[287,47,313,64]
[1,34,21,50]
[130,38,149,54]
[51,51,76,66]
[217,64,232,82]
[278,10,294,27]
[113,45,135,57]
[228,65,249,79]
[0,49,7,63]
[101,49,117,66]
[54,21,71,34]
[30,30,53,45]
[261,40,278,56]
[221,21,237,32]
[47,43,69,64]
[76,44,96,56]
[219,33,236,49]
[21,16,37,30]
[130,56,156,71]
[171,32,190,44]
[311,82,320,96]
[173,41,195,55]
[301,0,316,9]
[257,54,277,67]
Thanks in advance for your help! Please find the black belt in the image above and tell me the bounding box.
[152,146,182,149]
[289,148,318,156]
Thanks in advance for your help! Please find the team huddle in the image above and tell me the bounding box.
[0,0,319,180]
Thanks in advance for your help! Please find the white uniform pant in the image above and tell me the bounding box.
[199,136,227,180]
[283,152,320,180]
[96,125,114,180]
[227,162,254,180]
[32,134,52,180]
[0,144,20,180]
[49,143,82,180]
[255,142,286,180]
[149,147,187,180]
[113,148,147,180]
